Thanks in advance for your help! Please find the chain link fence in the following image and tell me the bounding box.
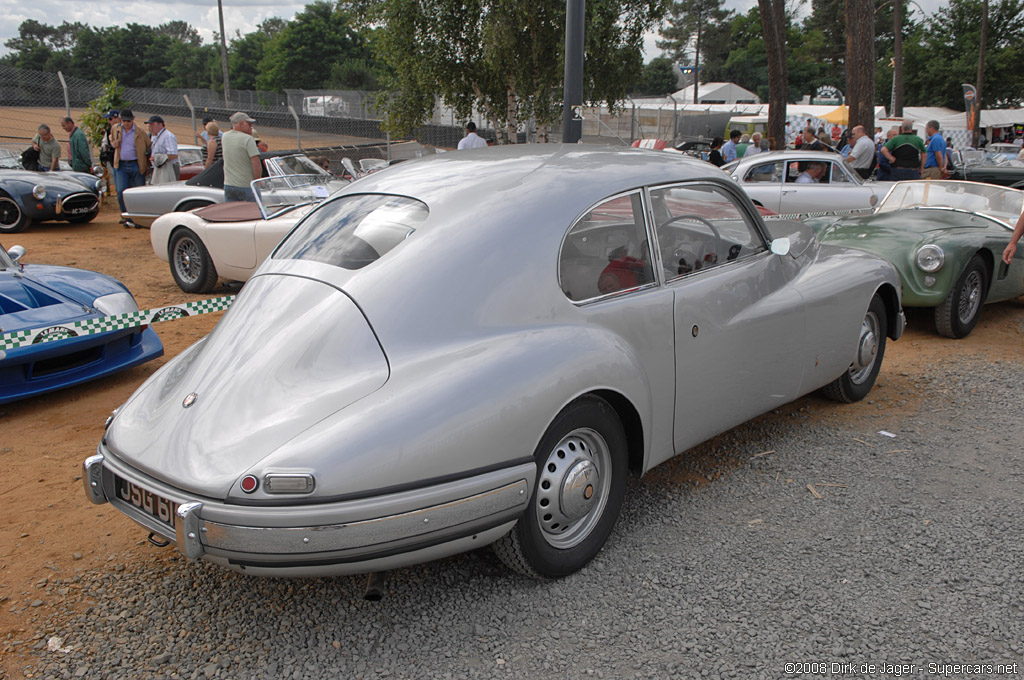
[0,65,466,154]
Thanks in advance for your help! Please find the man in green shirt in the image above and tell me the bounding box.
[221,111,262,202]
[881,120,926,181]
[32,124,61,171]
[60,117,92,173]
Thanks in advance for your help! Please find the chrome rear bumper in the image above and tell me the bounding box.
[84,444,534,576]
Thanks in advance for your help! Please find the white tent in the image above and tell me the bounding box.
[670,82,762,105]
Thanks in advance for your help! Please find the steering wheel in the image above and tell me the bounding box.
[666,214,723,273]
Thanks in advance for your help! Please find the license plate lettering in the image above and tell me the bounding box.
[115,477,177,529]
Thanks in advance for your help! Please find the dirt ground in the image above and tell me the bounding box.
[1,200,1023,677]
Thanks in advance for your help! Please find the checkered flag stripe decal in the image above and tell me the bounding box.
[0,296,235,352]
[765,208,874,220]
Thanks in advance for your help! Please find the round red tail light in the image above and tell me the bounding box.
[240,475,259,493]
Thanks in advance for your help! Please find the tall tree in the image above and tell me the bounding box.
[845,0,875,132]
[974,0,987,146]
[758,0,788,149]
[359,0,662,138]
[657,0,732,102]
[257,1,372,91]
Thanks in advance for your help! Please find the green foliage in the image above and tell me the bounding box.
[361,0,663,137]
[635,57,678,96]
[79,79,130,148]
[256,1,374,91]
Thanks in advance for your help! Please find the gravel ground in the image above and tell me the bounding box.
[5,355,1023,680]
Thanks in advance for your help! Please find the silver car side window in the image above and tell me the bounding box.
[745,161,782,183]
[649,184,766,282]
[559,191,655,303]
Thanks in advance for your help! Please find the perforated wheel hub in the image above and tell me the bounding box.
[849,310,880,385]
[534,427,611,549]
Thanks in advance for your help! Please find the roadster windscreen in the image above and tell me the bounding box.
[274,194,428,270]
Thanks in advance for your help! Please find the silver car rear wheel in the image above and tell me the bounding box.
[821,294,888,403]
[493,395,627,579]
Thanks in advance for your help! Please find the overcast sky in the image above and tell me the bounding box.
[1,0,944,64]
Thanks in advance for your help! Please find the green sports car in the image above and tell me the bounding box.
[805,180,1024,338]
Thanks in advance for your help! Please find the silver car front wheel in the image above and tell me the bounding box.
[169,228,218,294]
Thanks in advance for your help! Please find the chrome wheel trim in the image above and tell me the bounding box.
[172,237,202,285]
[849,309,880,385]
[958,269,983,325]
[0,197,22,227]
[534,427,612,550]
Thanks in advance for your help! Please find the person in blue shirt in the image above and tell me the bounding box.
[922,120,948,179]
[721,130,741,163]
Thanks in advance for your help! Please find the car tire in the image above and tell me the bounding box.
[176,200,213,213]
[934,255,988,339]
[0,194,29,233]
[821,294,888,403]
[169,228,218,294]
[493,395,627,580]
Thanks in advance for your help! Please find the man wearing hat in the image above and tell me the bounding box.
[147,115,178,184]
[221,111,262,202]
[108,108,151,212]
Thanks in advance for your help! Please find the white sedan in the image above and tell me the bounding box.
[724,151,893,216]
[151,175,348,293]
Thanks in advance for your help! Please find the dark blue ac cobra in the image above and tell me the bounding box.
[0,159,106,233]
[0,243,162,404]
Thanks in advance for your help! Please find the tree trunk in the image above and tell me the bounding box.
[758,0,788,150]
[217,0,230,106]
[974,0,987,147]
[844,0,875,133]
[506,83,518,144]
[693,1,702,105]
[892,0,903,117]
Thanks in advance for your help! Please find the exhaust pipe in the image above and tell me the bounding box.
[364,572,386,601]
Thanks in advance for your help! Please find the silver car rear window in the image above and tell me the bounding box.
[274,194,427,270]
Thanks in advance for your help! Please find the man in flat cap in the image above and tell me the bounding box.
[147,115,178,184]
[108,108,151,212]
[221,111,262,202]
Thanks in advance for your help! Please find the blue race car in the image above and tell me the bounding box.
[0,154,106,233]
[0,243,162,404]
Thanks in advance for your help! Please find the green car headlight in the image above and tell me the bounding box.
[32,185,47,200]
[916,244,944,273]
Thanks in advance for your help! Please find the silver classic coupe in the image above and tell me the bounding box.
[84,146,905,581]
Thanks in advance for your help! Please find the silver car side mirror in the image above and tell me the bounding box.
[7,245,26,262]
[770,238,791,256]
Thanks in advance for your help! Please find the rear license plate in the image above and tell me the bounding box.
[114,476,177,529]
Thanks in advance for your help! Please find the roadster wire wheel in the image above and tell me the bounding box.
[935,255,987,339]
[493,395,627,579]
[169,228,218,293]
[0,195,29,233]
[822,294,888,403]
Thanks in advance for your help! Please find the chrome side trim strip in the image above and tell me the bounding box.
[204,479,529,555]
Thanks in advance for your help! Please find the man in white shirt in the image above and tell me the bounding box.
[457,122,488,150]
[845,125,877,179]
[747,132,764,155]
[146,115,179,184]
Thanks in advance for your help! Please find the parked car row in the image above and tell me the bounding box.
[4,144,1023,586]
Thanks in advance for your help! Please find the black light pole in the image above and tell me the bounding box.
[561,0,585,143]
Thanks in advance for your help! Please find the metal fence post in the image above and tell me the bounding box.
[183,94,197,145]
[57,71,70,118]
[288,105,301,150]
